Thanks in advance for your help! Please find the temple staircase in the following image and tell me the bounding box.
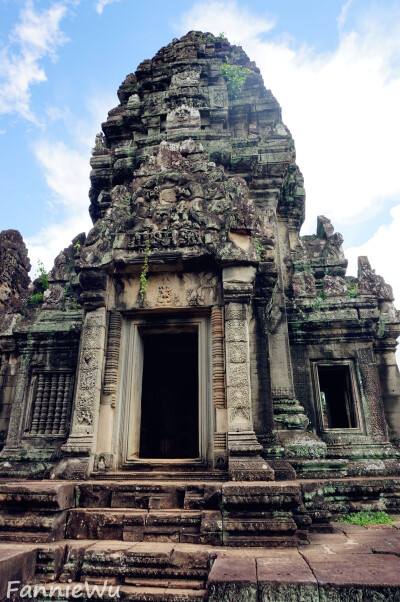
[1,477,400,600]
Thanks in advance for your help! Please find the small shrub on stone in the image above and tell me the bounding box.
[341,511,393,526]
[219,56,250,97]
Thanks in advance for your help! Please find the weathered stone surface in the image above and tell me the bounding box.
[0,482,75,510]
[257,555,318,601]
[207,557,258,601]
[0,546,36,599]
[0,229,31,319]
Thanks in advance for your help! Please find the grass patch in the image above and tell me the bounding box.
[340,511,393,526]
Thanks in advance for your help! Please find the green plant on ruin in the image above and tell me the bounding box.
[217,32,225,41]
[36,260,49,292]
[139,238,151,302]
[347,282,358,298]
[340,511,393,526]
[308,293,325,312]
[228,213,237,229]
[28,292,44,305]
[27,260,49,306]
[254,237,267,262]
[377,314,387,338]
[219,56,251,98]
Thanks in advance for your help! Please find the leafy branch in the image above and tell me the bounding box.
[219,56,250,97]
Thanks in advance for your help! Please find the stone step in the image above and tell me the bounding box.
[78,482,222,511]
[0,482,75,510]
[0,511,68,542]
[0,546,37,600]
[78,542,211,590]
[92,470,228,481]
[20,582,207,601]
[66,508,222,544]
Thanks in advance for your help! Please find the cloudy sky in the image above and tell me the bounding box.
[1,0,400,306]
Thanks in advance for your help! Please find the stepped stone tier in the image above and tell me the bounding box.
[1,30,400,598]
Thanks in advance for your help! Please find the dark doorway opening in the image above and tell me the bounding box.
[317,365,358,429]
[139,332,199,459]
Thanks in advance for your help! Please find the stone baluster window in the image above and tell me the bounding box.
[28,372,74,436]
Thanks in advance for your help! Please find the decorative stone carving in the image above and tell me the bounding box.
[102,312,122,407]
[171,68,201,87]
[119,272,222,310]
[211,306,226,410]
[61,308,106,458]
[166,105,201,130]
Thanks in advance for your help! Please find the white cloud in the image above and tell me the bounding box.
[27,90,116,273]
[0,0,69,122]
[34,140,91,213]
[94,0,121,15]
[176,0,275,42]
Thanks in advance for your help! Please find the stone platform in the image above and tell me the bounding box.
[1,478,400,600]
[1,524,400,600]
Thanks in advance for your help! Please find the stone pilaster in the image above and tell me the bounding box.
[223,266,274,480]
[60,308,107,477]
[376,339,400,448]
[95,311,122,471]
[269,218,326,459]
[211,306,228,471]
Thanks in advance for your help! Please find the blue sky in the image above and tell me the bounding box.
[1,0,400,304]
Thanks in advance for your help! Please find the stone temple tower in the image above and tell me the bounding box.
[1,30,400,488]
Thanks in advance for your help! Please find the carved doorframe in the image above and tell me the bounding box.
[116,313,212,467]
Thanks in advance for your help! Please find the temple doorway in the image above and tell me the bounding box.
[119,315,211,467]
[139,332,199,459]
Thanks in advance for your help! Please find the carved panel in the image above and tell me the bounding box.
[68,309,106,437]
[227,342,247,364]
[226,364,249,388]
[225,302,253,435]
[225,320,247,342]
[119,271,222,310]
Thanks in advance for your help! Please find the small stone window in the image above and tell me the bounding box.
[26,371,74,436]
[312,361,362,431]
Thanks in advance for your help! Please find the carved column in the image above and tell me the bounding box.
[376,339,400,447]
[95,311,122,471]
[223,266,274,480]
[60,308,107,477]
[211,306,228,470]
[269,218,326,459]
